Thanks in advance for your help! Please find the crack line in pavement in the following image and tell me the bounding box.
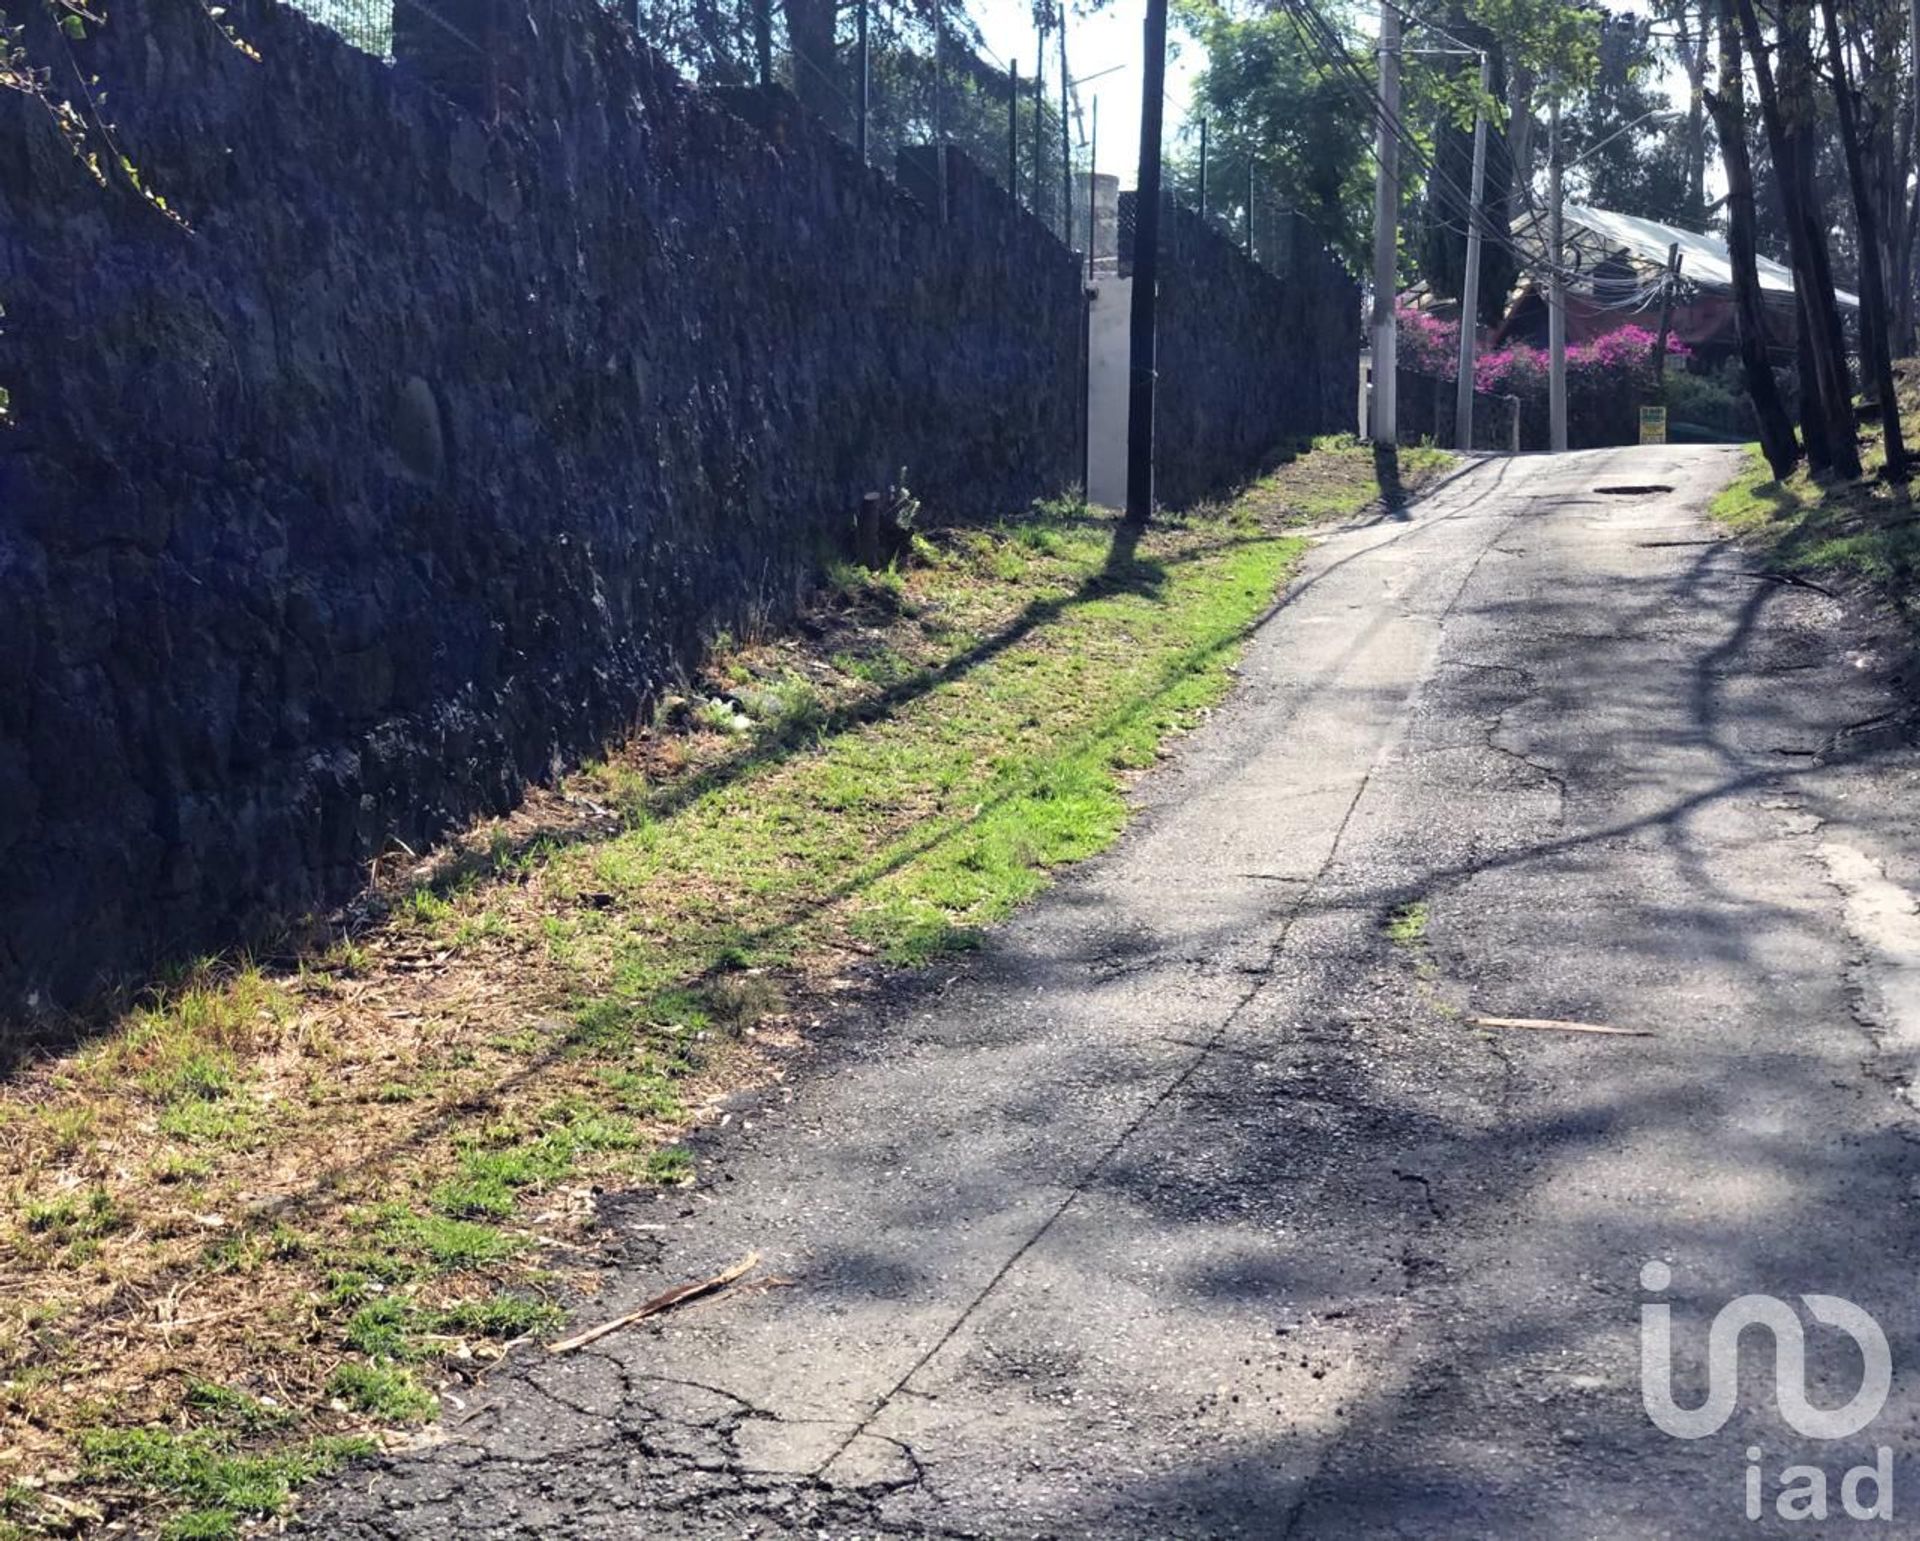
[812,464,1537,1486]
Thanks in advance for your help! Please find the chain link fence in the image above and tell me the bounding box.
[284,0,1090,240]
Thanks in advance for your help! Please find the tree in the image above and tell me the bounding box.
[1703,0,1799,478]
[1820,0,1907,479]
[1734,0,1860,478]
[1418,10,1520,327]
[1558,14,1694,225]
[1179,0,1374,266]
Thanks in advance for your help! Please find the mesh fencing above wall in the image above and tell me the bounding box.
[284,0,1092,242]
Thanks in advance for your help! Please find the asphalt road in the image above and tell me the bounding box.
[311,447,1920,1538]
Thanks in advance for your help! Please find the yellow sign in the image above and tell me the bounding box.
[1639,405,1668,445]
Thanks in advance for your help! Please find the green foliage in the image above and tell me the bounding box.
[1177,0,1375,265]
[1385,901,1431,945]
[183,1383,293,1436]
[326,1362,437,1422]
[79,1428,372,1532]
[1663,363,1757,440]
[378,1208,525,1270]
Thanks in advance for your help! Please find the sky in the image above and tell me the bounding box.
[966,0,1204,185]
[962,0,1690,195]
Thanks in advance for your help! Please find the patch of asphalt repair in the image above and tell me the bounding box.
[307,448,1920,1538]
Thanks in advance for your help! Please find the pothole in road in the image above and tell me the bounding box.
[1593,484,1675,495]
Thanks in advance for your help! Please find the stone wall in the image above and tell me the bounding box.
[1393,369,1522,452]
[0,0,1084,1014]
[1127,197,1361,508]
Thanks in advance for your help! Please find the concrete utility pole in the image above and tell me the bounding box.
[1369,0,1403,443]
[1548,82,1568,453]
[1126,0,1168,525]
[1454,50,1491,452]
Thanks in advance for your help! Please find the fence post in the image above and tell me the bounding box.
[1198,118,1208,220]
[1009,61,1019,195]
[856,0,869,163]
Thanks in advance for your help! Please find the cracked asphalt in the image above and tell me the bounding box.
[309,447,1920,1537]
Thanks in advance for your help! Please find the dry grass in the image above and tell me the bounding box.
[0,441,1448,1537]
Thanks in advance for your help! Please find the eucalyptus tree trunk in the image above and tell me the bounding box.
[1734,0,1861,478]
[1820,0,1908,479]
[1706,0,1801,479]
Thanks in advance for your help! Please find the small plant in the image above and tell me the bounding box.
[326,1362,437,1422]
[79,1428,373,1532]
[379,1208,524,1270]
[693,697,750,735]
[1385,901,1430,945]
[637,1147,695,1185]
[23,1187,121,1244]
[159,1097,252,1145]
[396,888,453,926]
[183,1382,293,1435]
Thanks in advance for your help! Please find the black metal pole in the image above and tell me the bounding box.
[1059,3,1071,245]
[1245,160,1253,257]
[1009,61,1019,195]
[856,0,870,164]
[1198,118,1208,220]
[932,0,947,219]
[1033,33,1046,219]
[754,0,772,86]
[1125,0,1167,527]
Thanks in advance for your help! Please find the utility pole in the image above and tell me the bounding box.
[1369,0,1402,443]
[1652,241,1682,373]
[1548,81,1567,453]
[1126,0,1168,526]
[856,0,870,163]
[1198,118,1208,219]
[1008,61,1019,195]
[1454,50,1491,451]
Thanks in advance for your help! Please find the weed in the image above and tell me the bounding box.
[431,1294,564,1340]
[143,1050,234,1104]
[158,1098,252,1145]
[23,1187,122,1244]
[566,997,635,1055]
[152,1150,213,1184]
[396,888,453,927]
[184,1382,293,1435]
[1385,902,1430,945]
[326,1362,437,1422]
[379,1208,524,1270]
[80,1428,373,1529]
[597,1066,684,1120]
[39,1103,98,1156]
[694,697,750,735]
[637,1147,695,1185]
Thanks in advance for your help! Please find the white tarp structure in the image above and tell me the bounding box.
[1510,202,1860,310]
